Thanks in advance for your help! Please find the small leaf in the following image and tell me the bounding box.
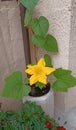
[0,112,6,120]
[24,84,31,96]
[2,71,31,100]
[24,78,30,85]
[24,10,32,26]
[44,34,58,52]
[32,35,45,48]
[19,0,39,10]
[52,68,76,92]
[31,16,49,36]
[36,82,45,89]
[44,54,53,67]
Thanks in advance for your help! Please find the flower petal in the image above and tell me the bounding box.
[37,58,45,66]
[25,58,56,85]
[25,65,36,75]
[44,67,56,75]
[38,75,47,84]
[30,75,38,85]
[25,68,34,75]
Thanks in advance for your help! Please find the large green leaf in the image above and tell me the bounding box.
[44,34,58,52]
[2,71,31,100]
[19,0,39,10]
[44,54,53,67]
[24,10,32,27]
[32,34,58,52]
[32,35,45,48]
[52,68,76,92]
[52,79,69,92]
[53,68,71,79]
[31,16,49,36]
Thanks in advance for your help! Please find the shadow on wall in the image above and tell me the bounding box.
[0,0,25,110]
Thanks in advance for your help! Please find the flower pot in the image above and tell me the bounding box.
[23,83,54,117]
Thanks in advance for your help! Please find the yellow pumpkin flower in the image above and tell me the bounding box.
[25,58,56,86]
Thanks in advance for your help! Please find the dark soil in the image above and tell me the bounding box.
[29,83,50,97]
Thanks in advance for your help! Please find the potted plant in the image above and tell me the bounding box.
[0,101,66,130]
[2,0,76,100]
[1,1,76,129]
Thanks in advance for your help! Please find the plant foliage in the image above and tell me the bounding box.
[24,10,32,26]
[20,0,58,52]
[32,34,58,52]
[2,71,31,100]
[0,101,58,130]
[2,0,76,101]
[19,0,39,10]
[31,16,49,36]
[44,54,53,67]
[52,68,76,92]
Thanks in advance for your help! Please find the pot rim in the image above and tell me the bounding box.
[23,89,53,103]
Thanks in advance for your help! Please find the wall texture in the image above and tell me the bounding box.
[33,0,73,113]
[65,0,76,111]
[54,0,76,113]
[34,0,71,69]
[0,0,25,110]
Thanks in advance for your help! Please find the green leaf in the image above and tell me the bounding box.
[32,34,58,52]
[53,68,71,79]
[24,78,30,85]
[44,54,53,67]
[31,16,49,36]
[23,101,44,117]
[52,68,76,92]
[32,35,45,48]
[44,34,58,52]
[24,84,31,96]
[19,0,39,10]
[52,79,69,92]
[24,10,32,26]
[0,112,6,120]
[2,71,31,100]
[36,82,45,89]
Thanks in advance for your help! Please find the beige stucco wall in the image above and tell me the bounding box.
[34,0,71,69]
[65,0,76,111]
[33,0,76,113]
[0,1,25,110]
[54,0,76,112]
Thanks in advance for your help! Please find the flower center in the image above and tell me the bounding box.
[34,66,43,75]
